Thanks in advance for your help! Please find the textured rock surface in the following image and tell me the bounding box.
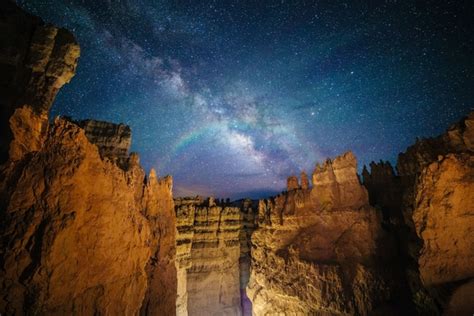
[0,1,80,163]
[363,112,474,314]
[312,151,369,210]
[248,152,401,315]
[0,3,176,315]
[398,112,474,314]
[75,119,132,168]
[0,118,176,315]
[175,198,243,315]
[362,161,403,224]
[413,154,474,286]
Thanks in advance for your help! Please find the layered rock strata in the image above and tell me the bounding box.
[175,197,244,315]
[75,119,132,168]
[248,152,402,315]
[0,3,177,315]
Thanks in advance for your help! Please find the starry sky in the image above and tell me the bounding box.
[18,0,474,199]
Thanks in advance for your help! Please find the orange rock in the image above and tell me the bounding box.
[0,3,176,314]
[413,154,474,286]
[311,151,368,210]
[247,152,398,315]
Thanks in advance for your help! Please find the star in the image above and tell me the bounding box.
[18,0,474,199]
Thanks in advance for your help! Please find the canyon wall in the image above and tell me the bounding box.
[0,2,176,315]
[247,152,403,315]
[363,112,474,315]
[175,197,249,316]
[248,114,473,315]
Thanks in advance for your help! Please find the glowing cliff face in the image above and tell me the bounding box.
[19,0,474,198]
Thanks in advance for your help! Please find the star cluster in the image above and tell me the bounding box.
[18,0,474,199]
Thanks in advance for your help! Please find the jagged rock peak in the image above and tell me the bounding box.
[397,111,474,176]
[312,151,368,210]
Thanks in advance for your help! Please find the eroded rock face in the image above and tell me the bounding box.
[175,198,243,315]
[0,118,176,315]
[0,3,176,315]
[248,152,401,315]
[414,154,474,286]
[362,161,404,224]
[363,112,474,314]
[312,151,369,210]
[75,119,132,168]
[0,1,80,163]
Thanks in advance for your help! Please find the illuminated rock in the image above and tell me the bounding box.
[247,152,399,315]
[414,154,474,286]
[0,118,176,315]
[174,198,243,315]
[0,3,176,314]
[312,151,369,210]
[363,111,474,314]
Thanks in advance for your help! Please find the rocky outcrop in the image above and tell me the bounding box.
[74,119,132,168]
[363,112,474,314]
[0,1,80,163]
[175,197,243,315]
[0,3,176,315]
[248,152,402,315]
[405,115,473,314]
[312,151,369,210]
[0,117,177,315]
[414,154,474,286]
[287,175,299,191]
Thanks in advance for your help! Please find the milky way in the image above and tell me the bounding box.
[18,1,474,199]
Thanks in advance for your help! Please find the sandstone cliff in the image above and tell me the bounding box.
[75,119,132,169]
[247,152,402,315]
[363,112,474,315]
[0,1,79,163]
[175,197,243,316]
[0,2,176,315]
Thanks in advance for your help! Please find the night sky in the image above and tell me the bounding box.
[18,0,474,199]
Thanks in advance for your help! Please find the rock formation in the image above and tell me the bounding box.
[0,2,176,315]
[175,197,245,315]
[0,1,79,163]
[312,151,369,210]
[363,112,474,315]
[1,2,473,316]
[300,171,309,189]
[247,152,403,315]
[75,119,132,168]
